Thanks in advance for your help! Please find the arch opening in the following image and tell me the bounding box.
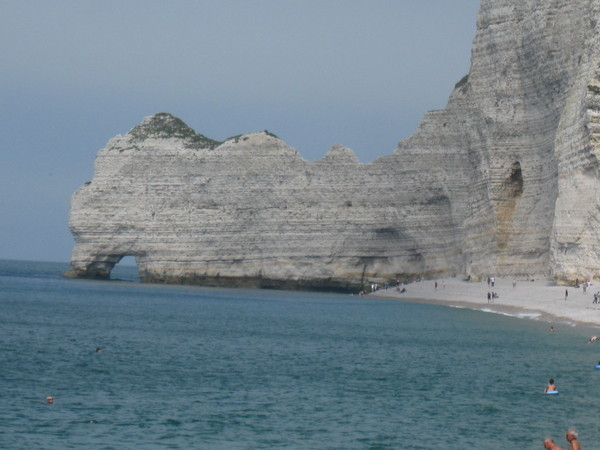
[110,255,141,282]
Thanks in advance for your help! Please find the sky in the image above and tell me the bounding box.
[1,0,479,263]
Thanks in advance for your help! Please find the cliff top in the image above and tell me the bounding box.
[128,112,222,149]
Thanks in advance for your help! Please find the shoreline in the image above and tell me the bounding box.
[368,277,600,329]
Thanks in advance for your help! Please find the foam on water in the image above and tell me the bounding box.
[479,307,542,320]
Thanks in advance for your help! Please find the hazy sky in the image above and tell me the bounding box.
[1,1,479,263]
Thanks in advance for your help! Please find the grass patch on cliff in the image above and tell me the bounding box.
[130,112,222,149]
[455,74,469,93]
[225,130,280,144]
[588,84,600,95]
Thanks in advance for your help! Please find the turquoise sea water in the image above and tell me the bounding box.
[2,260,600,449]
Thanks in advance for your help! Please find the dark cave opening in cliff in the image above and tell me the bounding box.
[111,255,140,282]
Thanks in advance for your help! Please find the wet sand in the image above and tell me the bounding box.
[368,277,600,328]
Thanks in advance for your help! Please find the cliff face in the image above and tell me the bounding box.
[66,0,600,290]
[397,0,600,282]
[66,114,461,291]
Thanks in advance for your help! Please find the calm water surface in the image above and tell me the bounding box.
[2,260,600,449]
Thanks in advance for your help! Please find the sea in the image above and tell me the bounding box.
[2,259,600,449]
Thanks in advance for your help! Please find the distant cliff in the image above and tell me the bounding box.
[65,0,600,290]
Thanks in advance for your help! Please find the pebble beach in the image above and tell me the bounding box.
[369,277,600,328]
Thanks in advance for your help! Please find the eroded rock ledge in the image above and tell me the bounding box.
[66,0,600,291]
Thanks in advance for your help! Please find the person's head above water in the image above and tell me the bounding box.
[549,378,554,384]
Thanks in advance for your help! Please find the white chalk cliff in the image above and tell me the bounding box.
[66,0,600,290]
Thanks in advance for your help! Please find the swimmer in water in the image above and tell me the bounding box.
[565,429,581,450]
[543,437,563,449]
[95,347,102,353]
[545,378,557,393]
[588,335,600,344]
[46,396,54,404]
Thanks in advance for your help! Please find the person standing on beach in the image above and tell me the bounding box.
[565,289,569,301]
[566,429,581,450]
[543,437,563,449]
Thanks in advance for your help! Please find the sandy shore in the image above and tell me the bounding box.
[369,277,600,328]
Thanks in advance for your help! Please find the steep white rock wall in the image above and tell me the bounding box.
[551,0,600,282]
[397,0,600,281]
[66,0,600,289]
[67,120,462,290]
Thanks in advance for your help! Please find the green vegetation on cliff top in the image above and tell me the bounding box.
[129,112,222,149]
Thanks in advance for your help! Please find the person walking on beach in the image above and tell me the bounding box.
[565,289,569,301]
[543,437,563,449]
[566,429,581,450]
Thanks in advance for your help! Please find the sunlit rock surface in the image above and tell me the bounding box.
[66,0,600,290]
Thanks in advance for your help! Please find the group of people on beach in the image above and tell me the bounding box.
[543,429,580,449]
[486,291,499,303]
[570,279,600,304]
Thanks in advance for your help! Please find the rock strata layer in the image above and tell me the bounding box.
[66,0,600,291]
